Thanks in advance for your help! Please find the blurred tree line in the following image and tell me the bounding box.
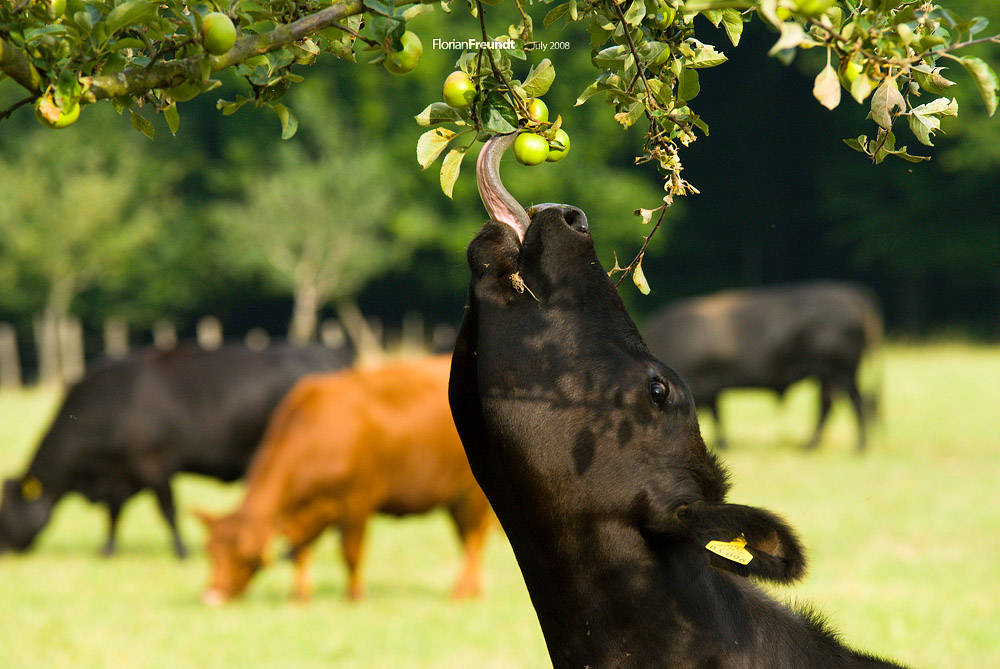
[0,3,997,380]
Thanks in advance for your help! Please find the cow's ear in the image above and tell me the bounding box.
[191,509,218,528]
[677,502,807,583]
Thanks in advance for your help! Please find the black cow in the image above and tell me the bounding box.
[0,342,351,558]
[448,132,908,668]
[643,282,883,451]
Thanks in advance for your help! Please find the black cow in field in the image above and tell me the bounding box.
[0,342,351,558]
[643,282,883,451]
[448,132,908,668]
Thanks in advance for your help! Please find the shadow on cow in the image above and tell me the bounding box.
[0,342,351,558]
[197,354,491,605]
[447,132,909,668]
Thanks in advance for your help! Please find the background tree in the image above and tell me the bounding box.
[211,81,434,344]
[0,122,176,380]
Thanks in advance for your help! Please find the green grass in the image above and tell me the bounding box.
[1,342,998,667]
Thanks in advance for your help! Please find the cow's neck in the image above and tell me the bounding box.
[506,531,745,668]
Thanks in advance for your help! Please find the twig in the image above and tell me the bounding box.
[476,0,531,120]
[1,0,418,99]
[0,95,34,120]
[327,18,379,48]
[608,0,659,112]
[614,205,668,289]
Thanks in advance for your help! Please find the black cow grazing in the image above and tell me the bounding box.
[0,342,352,558]
[448,132,908,668]
[643,282,883,451]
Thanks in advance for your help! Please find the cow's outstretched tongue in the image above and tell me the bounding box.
[476,133,530,242]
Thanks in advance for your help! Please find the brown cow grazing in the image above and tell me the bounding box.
[197,354,491,604]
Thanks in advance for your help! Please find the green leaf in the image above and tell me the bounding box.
[401,3,433,21]
[623,0,646,27]
[416,128,456,168]
[768,21,805,56]
[363,0,395,17]
[812,63,840,111]
[523,58,555,98]
[414,102,462,127]
[481,94,518,134]
[678,67,700,102]
[685,41,727,69]
[439,147,467,199]
[163,102,179,136]
[634,207,658,225]
[843,135,868,154]
[575,80,614,106]
[105,0,156,37]
[130,110,155,139]
[594,45,629,68]
[109,37,146,51]
[907,112,934,146]
[907,97,958,146]
[912,97,958,118]
[959,56,998,117]
[614,101,644,128]
[682,0,752,9]
[217,96,250,116]
[850,71,873,103]
[544,3,570,28]
[701,9,723,26]
[24,25,69,43]
[632,259,650,295]
[871,77,904,130]
[269,103,298,139]
[912,65,956,96]
[721,8,743,47]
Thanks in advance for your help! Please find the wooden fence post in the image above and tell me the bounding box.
[245,328,270,351]
[33,312,60,386]
[104,317,129,359]
[197,316,223,350]
[59,316,85,384]
[400,311,426,353]
[0,323,22,390]
[320,319,347,350]
[153,320,178,351]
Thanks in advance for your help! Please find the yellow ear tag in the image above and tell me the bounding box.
[21,476,44,502]
[705,534,754,565]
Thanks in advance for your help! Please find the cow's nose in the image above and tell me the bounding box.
[528,203,589,234]
[561,206,589,234]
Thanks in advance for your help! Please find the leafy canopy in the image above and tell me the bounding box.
[2,0,998,294]
[3,0,997,181]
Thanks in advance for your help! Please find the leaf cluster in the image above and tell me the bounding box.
[1,0,998,258]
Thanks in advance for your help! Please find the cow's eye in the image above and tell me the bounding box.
[649,379,668,407]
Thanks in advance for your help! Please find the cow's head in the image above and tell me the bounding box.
[195,510,273,605]
[0,475,54,553]
[448,134,805,657]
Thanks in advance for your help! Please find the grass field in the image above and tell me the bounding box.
[1,342,998,668]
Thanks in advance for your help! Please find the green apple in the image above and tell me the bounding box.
[525,98,549,123]
[34,97,80,129]
[546,129,571,163]
[513,132,549,166]
[202,13,236,56]
[443,71,476,108]
[384,31,422,75]
[644,3,676,29]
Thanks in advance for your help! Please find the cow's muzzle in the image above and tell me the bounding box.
[527,203,589,235]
